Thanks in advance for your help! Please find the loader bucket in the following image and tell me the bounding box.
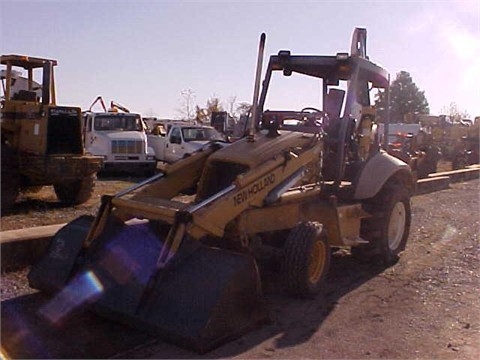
[28,215,95,293]
[37,219,269,353]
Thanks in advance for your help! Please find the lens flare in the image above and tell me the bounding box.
[39,271,104,324]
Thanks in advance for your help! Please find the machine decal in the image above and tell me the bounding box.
[233,173,275,207]
[49,107,78,116]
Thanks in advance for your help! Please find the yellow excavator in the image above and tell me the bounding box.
[29,28,414,353]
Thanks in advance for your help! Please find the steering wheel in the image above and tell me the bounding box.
[301,107,323,113]
[300,107,328,128]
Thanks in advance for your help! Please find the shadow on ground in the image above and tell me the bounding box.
[1,252,385,359]
[0,292,154,359]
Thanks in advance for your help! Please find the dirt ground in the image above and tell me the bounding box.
[0,175,139,231]
[1,175,479,359]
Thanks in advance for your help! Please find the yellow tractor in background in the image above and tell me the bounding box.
[29,29,414,353]
[417,114,480,169]
[377,122,442,179]
[451,117,480,169]
[1,55,103,210]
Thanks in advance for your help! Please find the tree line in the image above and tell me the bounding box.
[178,71,472,125]
[177,89,251,124]
[374,71,472,123]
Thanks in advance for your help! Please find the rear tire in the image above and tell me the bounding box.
[1,144,20,211]
[283,222,330,298]
[356,182,411,265]
[54,175,95,205]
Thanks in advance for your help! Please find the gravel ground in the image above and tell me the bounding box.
[1,176,479,359]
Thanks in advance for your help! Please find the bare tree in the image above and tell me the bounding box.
[176,89,196,121]
[236,102,252,116]
[440,102,470,122]
[227,96,237,118]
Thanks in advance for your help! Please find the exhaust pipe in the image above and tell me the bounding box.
[247,33,266,141]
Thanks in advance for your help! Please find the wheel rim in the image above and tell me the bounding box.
[308,240,326,284]
[388,201,406,251]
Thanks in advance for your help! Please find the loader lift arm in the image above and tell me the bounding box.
[89,133,323,265]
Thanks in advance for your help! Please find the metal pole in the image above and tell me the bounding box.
[383,74,391,149]
[248,33,266,140]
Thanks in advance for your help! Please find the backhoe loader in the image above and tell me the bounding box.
[29,28,414,353]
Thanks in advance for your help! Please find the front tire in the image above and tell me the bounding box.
[283,222,330,298]
[54,175,95,205]
[356,183,411,265]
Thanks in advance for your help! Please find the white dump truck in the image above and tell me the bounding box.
[82,97,156,175]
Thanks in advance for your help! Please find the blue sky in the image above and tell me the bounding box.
[1,0,479,119]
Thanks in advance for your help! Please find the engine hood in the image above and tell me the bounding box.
[207,130,319,168]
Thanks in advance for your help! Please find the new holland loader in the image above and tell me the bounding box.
[28,28,414,353]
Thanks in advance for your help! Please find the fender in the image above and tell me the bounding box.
[354,151,413,200]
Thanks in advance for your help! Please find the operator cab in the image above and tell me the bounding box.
[256,29,390,186]
[1,55,57,106]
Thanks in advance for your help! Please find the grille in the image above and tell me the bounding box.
[111,140,143,154]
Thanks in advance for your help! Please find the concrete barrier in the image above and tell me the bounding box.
[415,176,450,195]
[428,166,480,183]
[0,223,66,244]
[1,223,66,272]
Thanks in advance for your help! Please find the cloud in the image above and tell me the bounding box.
[441,22,480,61]
[440,21,480,109]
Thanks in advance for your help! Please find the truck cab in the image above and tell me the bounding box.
[82,110,156,175]
[147,122,225,163]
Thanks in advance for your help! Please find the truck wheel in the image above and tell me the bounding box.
[357,183,411,265]
[283,222,330,298]
[54,175,95,205]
